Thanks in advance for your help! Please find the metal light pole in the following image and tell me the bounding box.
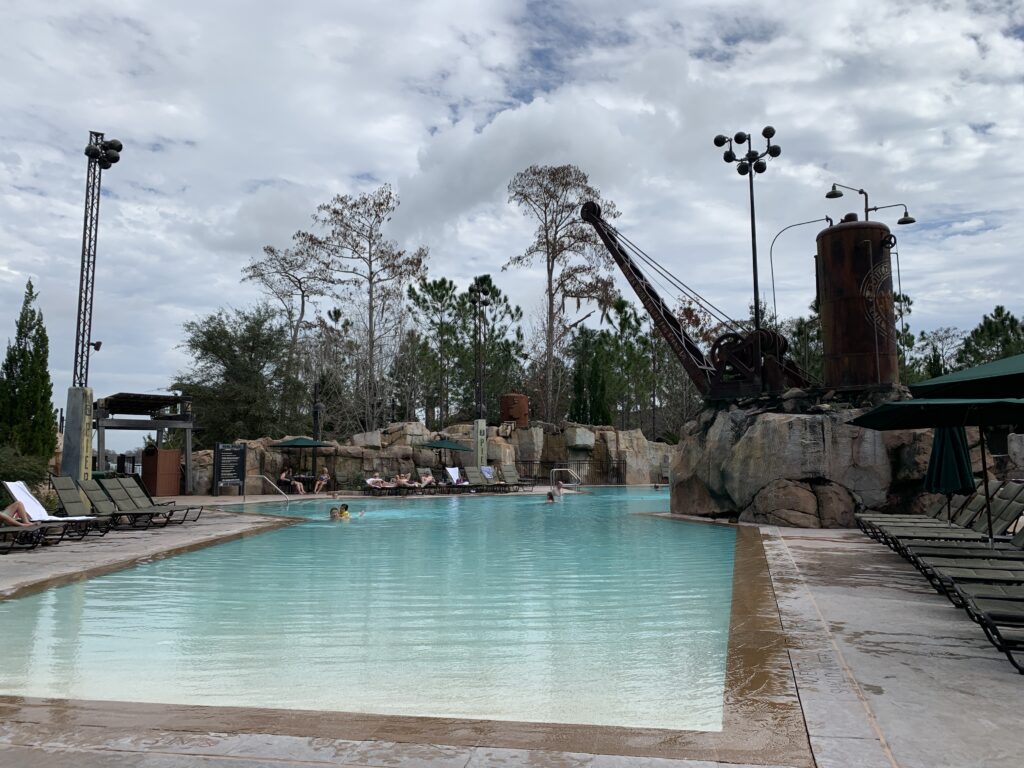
[768,216,833,321]
[713,127,782,337]
[62,131,123,481]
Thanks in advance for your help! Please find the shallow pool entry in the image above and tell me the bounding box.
[0,488,735,730]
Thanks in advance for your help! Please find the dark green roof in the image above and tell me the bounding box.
[910,353,1024,399]
[849,398,1024,431]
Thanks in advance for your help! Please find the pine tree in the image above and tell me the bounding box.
[0,280,57,457]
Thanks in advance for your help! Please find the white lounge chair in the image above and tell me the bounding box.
[4,480,96,542]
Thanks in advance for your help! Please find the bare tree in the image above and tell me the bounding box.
[242,239,331,371]
[506,164,618,422]
[303,185,426,430]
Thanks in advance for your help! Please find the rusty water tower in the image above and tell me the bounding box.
[499,393,529,427]
[816,213,900,389]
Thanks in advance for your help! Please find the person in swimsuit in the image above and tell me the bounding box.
[1,500,33,527]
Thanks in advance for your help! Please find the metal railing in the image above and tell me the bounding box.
[256,475,289,506]
[516,459,626,485]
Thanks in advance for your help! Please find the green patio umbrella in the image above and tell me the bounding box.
[417,438,472,469]
[269,437,334,477]
[850,398,1024,546]
[923,426,976,525]
[910,353,1024,399]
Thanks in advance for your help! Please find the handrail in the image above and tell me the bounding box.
[257,475,290,507]
[550,467,582,491]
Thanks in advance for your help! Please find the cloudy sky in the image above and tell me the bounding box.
[1,0,1022,448]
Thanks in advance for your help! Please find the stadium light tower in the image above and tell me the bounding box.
[61,131,123,481]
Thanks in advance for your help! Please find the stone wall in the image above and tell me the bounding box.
[668,397,999,528]
[190,420,670,494]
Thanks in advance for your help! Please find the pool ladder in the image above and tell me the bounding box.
[550,467,582,492]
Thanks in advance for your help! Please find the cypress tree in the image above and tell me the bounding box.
[0,280,57,457]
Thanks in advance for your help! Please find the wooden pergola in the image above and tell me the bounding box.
[94,392,196,494]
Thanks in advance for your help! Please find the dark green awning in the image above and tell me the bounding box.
[910,353,1024,399]
[849,398,1024,430]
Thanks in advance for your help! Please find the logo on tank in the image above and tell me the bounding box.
[860,261,896,340]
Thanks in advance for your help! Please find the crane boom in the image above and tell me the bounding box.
[581,201,715,395]
[581,201,814,400]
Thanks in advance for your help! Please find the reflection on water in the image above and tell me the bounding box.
[0,488,735,730]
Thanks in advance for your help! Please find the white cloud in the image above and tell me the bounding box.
[1,0,1023,448]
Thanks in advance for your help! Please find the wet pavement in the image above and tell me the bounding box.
[765,527,1023,768]
[1,513,1019,767]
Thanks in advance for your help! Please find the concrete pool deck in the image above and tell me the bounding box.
[1,508,1020,767]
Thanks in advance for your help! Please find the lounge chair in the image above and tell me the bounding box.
[445,466,468,492]
[50,476,112,536]
[478,465,509,492]
[4,480,94,543]
[364,475,396,497]
[856,482,980,536]
[116,476,203,523]
[1,523,43,553]
[875,482,1023,554]
[461,466,490,491]
[415,467,441,494]
[500,464,532,492]
[79,479,162,529]
[903,527,1024,564]
[98,478,176,527]
[957,597,1024,673]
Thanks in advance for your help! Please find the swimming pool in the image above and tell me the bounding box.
[0,488,736,730]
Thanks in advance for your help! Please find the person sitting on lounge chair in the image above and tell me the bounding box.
[395,473,420,488]
[419,470,436,487]
[279,466,306,495]
[366,472,396,489]
[1,500,33,527]
[313,467,331,494]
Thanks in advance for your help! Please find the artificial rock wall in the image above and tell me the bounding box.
[669,391,998,528]
[190,420,671,495]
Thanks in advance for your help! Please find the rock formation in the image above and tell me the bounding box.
[670,398,938,528]
[189,420,671,495]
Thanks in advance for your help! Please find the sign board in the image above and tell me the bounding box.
[473,418,487,469]
[213,443,246,496]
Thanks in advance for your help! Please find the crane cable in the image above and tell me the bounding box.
[604,221,745,335]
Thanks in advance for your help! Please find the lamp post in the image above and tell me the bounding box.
[713,126,782,338]
[825,183,917,225]
[768,217,833,321]
[825,184,917,374]
[61,131,124,481]
[469,283,490,470]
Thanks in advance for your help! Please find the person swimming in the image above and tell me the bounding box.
[545,491,555,503]
[329,504,351,520]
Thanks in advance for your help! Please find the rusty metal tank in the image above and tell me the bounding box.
[499,393,529,427]
[815,214,899,389]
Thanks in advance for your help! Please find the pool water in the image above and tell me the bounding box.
[0,488,736,730]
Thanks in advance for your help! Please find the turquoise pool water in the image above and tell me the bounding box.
[0,488,736,730]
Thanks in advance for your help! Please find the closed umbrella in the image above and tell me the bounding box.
[850,398,1024,546]
[923,426,976,525]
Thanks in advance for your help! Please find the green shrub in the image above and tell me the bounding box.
[0,445,48,501]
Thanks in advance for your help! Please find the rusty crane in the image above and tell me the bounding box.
[580,201,814,401]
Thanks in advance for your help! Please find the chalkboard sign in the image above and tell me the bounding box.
[213,443,246,497]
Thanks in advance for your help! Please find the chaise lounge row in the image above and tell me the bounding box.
[0,475,204,554]
[856,479,1024,673]
[362,465,536,496]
